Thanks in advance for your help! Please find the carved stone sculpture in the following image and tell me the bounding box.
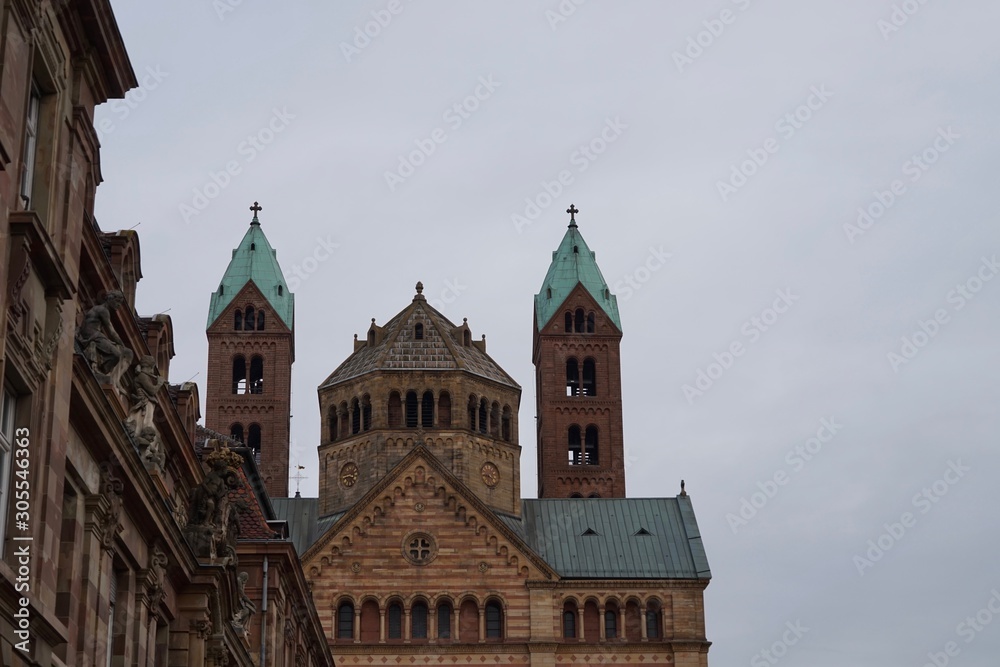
[231,571,257,637]
[76,291,134,387]
[128,354,165,432]
[137,426,166,472]
[184,444,244,560]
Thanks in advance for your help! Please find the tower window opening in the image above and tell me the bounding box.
[438,392,452,427]
[582,358,596,396]
[490,402,500,437]
[247,424,261,454]
[250,242,256,251]
[278,285,283,296]
[568,425,582,465]
[585,426,599,465]
[234,309,242,330]
[337,602,354,639]
[478,399,488,435]
[350,399,361,434]
[257,310,265,330]
[230,423,244,443]
[405,391,418,428]
[566,358,579,396]
[219,285,224,295]
[387,602,403,640]
[232,355,247,394]
[415,323,424,340]
[501,406,512,442]
[328,408,338,442]
[362,395,372,431]
[547,288,552,299]
[468,396,477,431]
[338,402,349,439]
[388,392,402,428]
[574,308,584,333]
[421,391,434,427]
[249,356,264,394]
[573,245,579,254]
[586,311,595,333]
[565,312,572,332]
[244,306,255,331]
[463,329,471,346]
[368,329,376,345]
[412,601,428,640]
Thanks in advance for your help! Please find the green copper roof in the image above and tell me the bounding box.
[207,216,294,329]
[534,221,621,331]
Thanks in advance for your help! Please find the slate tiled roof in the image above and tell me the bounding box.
[320,292,519,389]
[270,497,342,555]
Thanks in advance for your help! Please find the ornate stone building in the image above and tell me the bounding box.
[254,210,713,666]
[0,2,332,666]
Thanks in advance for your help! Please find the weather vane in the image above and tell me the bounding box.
[291,463,307,496]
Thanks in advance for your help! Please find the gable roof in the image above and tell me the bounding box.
[207,216,294,329]
[319,289,519,390]
[499,497,711,580]
[534,221,621,332]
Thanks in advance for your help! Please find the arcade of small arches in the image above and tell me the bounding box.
[332,595,507,644]
[564,308,597,334]
[326,391,514,443]
[233,304,268,331]
[567,424,599,466]
[231,354,264,394]
[560,596,666,642]
[229,422,262,455]
[565,357,597,397]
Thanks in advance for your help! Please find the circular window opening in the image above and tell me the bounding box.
[402,532,437,566]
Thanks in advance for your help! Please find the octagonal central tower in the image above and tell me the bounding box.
[317,283,522,517]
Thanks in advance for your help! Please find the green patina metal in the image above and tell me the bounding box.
[534,219,621,331]
[207,214,294,329]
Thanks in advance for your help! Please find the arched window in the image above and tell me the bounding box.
[584,600,600,643]
[415,323,424,340]
[245,306,255,331]
[230,423,244,443]
[646,600,662,639]
[437,602,453,639]
[250,242,256,251]
[405,391,418,428]
[338,402,349,439]
[257,310,265,330]
[362,395,372,431]
[387,602,403,640]
[421,391,434,427]
[562,602,577,638]
[585,426,599,465]
[278,285,283,296]
[351,398,361,435]
[463,329,472,346]
[490,402,500,437]
[566,358,579,396]
[588,493,601,499]
[565,312,572,332]
[247,424,261,454]
[467,396,477,431]
[625,601,642,641]
[485,600,503,639]
[568,425,582,465]
[478,399,488,435]
[328,408,338,442]
[604,602,619,639]
[360,600,379,642]
[388,392,402,428]
[337,602,354,639]
[367,329,375,345]
[411,601,428,640]
[570,492,583,498]
[501,406,512,442]
[232,355,247,394]
[586,311,595,333]
[234,310,242,330]
[249,356,264,394]
[582,358,596,396]
[438,392,452,427]
[574,308,584,333]
[459,600,478,642]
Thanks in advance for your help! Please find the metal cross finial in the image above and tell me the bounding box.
[567,204,579,227]
[291,464,307,496]
[250,201,262,222]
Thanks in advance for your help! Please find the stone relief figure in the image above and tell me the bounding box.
[128,354,165,432]
[184,444,244,560]
[231,571,257,636]
[137,426,166,472]
[76,290,134,386]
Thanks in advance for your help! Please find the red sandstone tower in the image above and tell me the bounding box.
[205,203,294,497]
[533,205,626,498]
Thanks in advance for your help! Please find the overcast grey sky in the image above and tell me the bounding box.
[94,1,1000,664]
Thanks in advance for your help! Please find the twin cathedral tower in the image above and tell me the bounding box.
[204,202,628,504]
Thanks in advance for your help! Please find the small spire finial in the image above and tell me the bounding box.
[680,479,687,496]
[250,201,262,224]
[566,204,579,227]
[415,281,423,295]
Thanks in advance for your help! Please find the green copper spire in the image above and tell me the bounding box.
[534,205,621,331]
[207,203,294,329]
